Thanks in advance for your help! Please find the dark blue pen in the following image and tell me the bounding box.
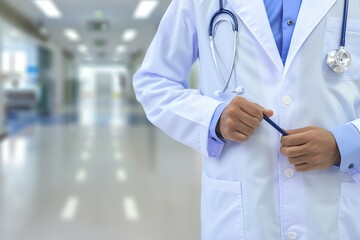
[263,115,288,136]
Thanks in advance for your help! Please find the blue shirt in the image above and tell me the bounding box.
[209,0,359,173]
[264,0,302,63]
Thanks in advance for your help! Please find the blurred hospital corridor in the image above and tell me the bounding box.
[0,0,202,239]
[0,96,201,240]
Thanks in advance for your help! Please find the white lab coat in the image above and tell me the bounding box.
[133,0,360,239]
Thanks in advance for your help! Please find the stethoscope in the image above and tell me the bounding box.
[210,0,352,96]
[326,0,351,73]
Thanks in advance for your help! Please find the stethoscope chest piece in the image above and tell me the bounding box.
[326,47,351,73]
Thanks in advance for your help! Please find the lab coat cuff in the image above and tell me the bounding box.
[330,123,360,175]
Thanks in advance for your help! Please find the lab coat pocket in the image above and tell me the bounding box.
[323,17,360,81]
[201,172,244,240]
[338,182,360,240]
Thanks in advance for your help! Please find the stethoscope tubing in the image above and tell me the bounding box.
[209,10,238,37]
[209,0,238,37]
[209,0,239,95]
[340,0,349,47]
[210,31,238,95]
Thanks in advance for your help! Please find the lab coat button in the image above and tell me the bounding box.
[282,96,292,105]
[284,168,294,178]
[287,231,298,239]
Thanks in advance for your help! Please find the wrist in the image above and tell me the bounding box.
[331,132,341,166]
[215,119,224,139]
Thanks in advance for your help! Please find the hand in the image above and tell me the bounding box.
[216,97,273,142]
[280,126,341,172]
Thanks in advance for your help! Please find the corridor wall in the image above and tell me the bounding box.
[0,22,5,138]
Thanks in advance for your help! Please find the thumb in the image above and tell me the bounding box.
[251,102,273,119]
[262,109,273,117]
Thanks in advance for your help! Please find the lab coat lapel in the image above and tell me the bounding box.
[284,0,337,76]
[226,0,284,74]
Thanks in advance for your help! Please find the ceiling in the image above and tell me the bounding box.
[3,0,172,63]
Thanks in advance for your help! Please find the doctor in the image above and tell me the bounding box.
[133,0,360,239]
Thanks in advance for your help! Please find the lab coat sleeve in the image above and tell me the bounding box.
[331,121,360,182]
[133,0,225,157]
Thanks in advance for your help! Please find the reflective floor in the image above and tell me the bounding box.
[0,98,201,240]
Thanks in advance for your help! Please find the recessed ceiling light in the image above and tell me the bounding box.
[33,0,62,18]
[123,197,140,221]
[134,1,159,19]
[116,45,126,53]
[78,45,88,53]
[122,29,137,42]
[10,30,21,38]
[95,10,104,19]
[75,169,87,183]
[60,196,79,221]
[64,29,80,42]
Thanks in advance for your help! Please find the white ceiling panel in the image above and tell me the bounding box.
[4,0,172,63]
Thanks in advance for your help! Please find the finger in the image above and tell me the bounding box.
[294,160,326,172]
[253,104,274,117]
[239,102,264,121]
[294,163,313,172]
[233,97,272,122]
[221,118,257,139]
[253,103,274,119]
[285,126,316,135]
[232,120,255,136]
[227,131,249,142]
[281,132,309,147]
[287,155,309,166]
[281,144,308,158]
[262,109,274,117]
[236,111,261,129]
[223,116,255,136]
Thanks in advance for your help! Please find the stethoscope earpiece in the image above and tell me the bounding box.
[214,86,244,96]
[214,90,221,97]
[235,86,244,94]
